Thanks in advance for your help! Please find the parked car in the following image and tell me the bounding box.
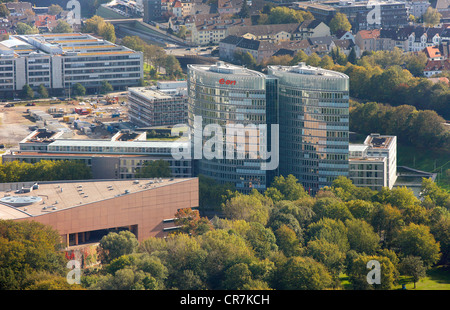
[26,102,36,106]
[5,103,14,107]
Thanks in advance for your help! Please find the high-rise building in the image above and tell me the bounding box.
[187,62,278,193]
[268,63,350,195]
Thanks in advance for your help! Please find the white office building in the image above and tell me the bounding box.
[349,133,397,190]
[0,33,143,96]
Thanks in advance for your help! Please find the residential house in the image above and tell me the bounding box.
[292,20,331,40]
[228,20,330,43]
[172,0,183,17]
[407,0,430,18]
[218,0,243,15]
[228,23,300,43]
[334,30,355,43]
[188,17,252,45]
[331,39,360,57]
[355,29,380,52]
[423,46,445,60]
[423,59,450,76]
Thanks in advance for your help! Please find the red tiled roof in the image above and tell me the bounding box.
[357,29,380,39]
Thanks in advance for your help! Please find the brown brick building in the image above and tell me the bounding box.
[0,178,199,246]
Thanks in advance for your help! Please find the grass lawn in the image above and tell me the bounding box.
[397,143,450,192]
[394,266,450,290]
[339,266,450,290]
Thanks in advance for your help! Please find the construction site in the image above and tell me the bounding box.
[0,94,132,150]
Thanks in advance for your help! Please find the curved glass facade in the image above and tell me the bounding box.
[187,63,278,193]
[268,64,350,195]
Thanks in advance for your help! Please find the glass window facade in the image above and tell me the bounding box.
[187,63,278,193]
[268,64,350,195]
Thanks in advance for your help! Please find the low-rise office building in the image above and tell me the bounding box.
[349,133,397,190]
[2,129,192,180]
[128,81,188,128]
[349,144,387,191]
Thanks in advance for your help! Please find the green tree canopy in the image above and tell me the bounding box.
[329,12,351,34]
[135,159,171,178]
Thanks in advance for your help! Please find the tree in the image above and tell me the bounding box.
[399,256,427,289]
[98,231,139,263]
[15,22,38,35]
[199,229,255,289]
[306,218,349,252]
[274,224,303,257]
[237,0,250,18]
[164,55,183,78]
[347,47,357,64]
[0,220,66,290]
[135,159,171,178]
[222,263,252,290]
[394,223,441,267]
[83,16,116,42]
[267,174,308,201]
[305,239,345,278]
[0,3,10,17]
[319,55,334,69]
[312,197,354,222]
[21,84,34,99]
[290,50,308,65]
[100,80,113,94]
[423,7,441,27]
[345,218,380,254]
[174,208,213,236]
[72,83,86,97]
[272,256,333,290]
[223,191,272,225]
[52,20,73,33]
[329,13,351,34]
[48,4,63,15]
[37,84,48,98]
[306,53,321,67]
[99,22,116,43]
[348,254,397,290]
[266,7,314,25]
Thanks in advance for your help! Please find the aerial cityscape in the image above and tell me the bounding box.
[0,0,449,298]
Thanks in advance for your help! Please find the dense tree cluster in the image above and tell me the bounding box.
[79,175,449,290]
[0,174,448,290]
[336,49,450,119]
[0,220,81,290]
[0,160,92,183]
[120,35,183,80]
[350,101,450,150]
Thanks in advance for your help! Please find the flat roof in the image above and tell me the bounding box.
[364,134,395,149]
[0,178,195,219]
[129,87,187,101]
[48,139,189,149]
[189,61,266,77]
[268,62,348,79]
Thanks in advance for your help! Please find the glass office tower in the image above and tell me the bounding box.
[187,62,278,193]
[268,63,349,195]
